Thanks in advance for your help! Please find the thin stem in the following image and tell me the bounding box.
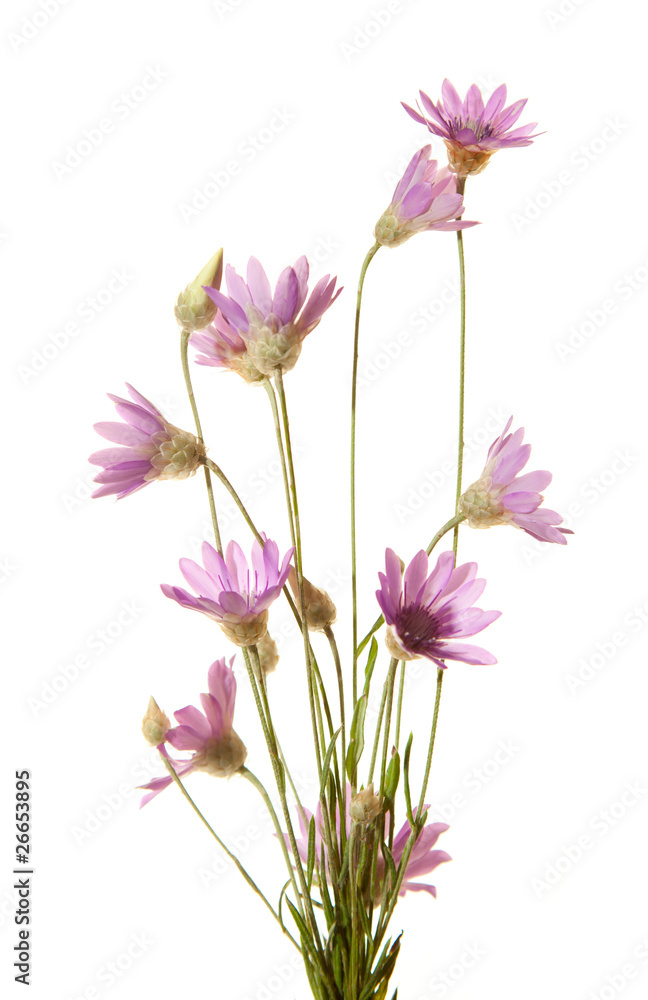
[160,754,296,946]
[324,626,346,755]
[426,513,466,556]
[351,242,381,706]
[263,377,297,549]
[180,330,222,555]
[393,661,406,750]
[453,177,467,558]
[274,368,325,777]
[416,667,445,819]
[378,659,398,794]
[202,457,263,544]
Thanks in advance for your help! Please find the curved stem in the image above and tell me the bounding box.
[202,457,263,544]
[160,754,296,945]
[426,513,466,556]
[263,377,297,549]
[393,661,406,750]
[180,330,222,555]
[351,242,381,706]
[324,626,346,752]
[453,177,467,559]
[416,667,445,818]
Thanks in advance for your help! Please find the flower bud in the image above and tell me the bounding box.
[350,783,383,824]
[255,633,280,676]
[142,697,170,746]
[288,568,337,631]
[458,478,512,528]
[175,248,224,333]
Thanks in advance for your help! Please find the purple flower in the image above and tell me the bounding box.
[289,791,451,905]
[403,79,540,177]
[202,256,342,376]
[139,658,247,806]
[374,145,478,247]
[90,384,205,499]
[190,312,265,384]
[459,417,573,545]
[161,538,293,646]
[376,549,500,667]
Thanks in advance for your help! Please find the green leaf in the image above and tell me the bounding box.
[346,695,367,780]
[307,816,317,889]
[384,750,400,803]
[364,637,379,688]
[403,732,414,826]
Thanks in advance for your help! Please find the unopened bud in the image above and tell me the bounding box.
[255,633,279,676]
[142,697,170,746]
[350,783,383,824]
[175,248,224,333]
[289,567,337,631]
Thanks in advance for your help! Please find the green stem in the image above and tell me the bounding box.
[274,368,325,777]
[378,659,398,794]
[453,177,467,559]
[416,667,445,819]
[201,457,263,544]
[426,513,466,556]
[180,330,222,555]
[160,754,296,946]
[324,626,346,758]
[263,377,297,549]
[351,242,381,707]
[393,661,406,750]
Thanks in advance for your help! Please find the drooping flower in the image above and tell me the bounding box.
[139,658,247,806]
[174,247,223,333]
[289,791,451,905]
[190,311,265,384]
[376,549,500,667]
[458,417,572,544]
[161,538,293,646]
[90,384,205,499]
[374,145,478,248]
[202,256,342,376]
[403,79,540,177]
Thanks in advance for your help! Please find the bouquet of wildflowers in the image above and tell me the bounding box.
[90,79,569,1000]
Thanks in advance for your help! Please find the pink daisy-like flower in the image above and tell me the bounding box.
[190,311,265,384]
[161,538,293,646]
[139,658,246,807]
[459,417,572,545]
[90,384,205,500]
[374,145,478,248]
[202,255,342,376]
[376,549,501,667]
[403,79,541,177]
[289,790,451,905]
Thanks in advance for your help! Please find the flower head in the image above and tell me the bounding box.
[403,80,540,177]
[141,697,170,747]
[374,145,478,247]
[190,312,265,384]
[139,658,246,806]
[290,791,451,905]
[376,549,500,667]
[459,417,573,544]
[90,384,206,499]
[161,538,293,646]
[202,256,342,376]
[288,567,337,631]
[174,248,223,333]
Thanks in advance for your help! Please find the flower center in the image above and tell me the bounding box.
[451,116,493,142]
[396,603,440,654]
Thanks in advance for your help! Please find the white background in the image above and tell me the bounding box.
[2,0,647,998]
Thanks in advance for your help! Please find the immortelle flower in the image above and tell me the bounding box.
[458,417,572,545]
[201,255,342,376]
[90,384,205,499]
[403,79,540,177]
[161,538,293,646]
[190,311,265,384]
[289,792,451,905]
[174,247,223,333]
[139,658,246,806]
[376,549,501,666]
[374,145,478,248]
